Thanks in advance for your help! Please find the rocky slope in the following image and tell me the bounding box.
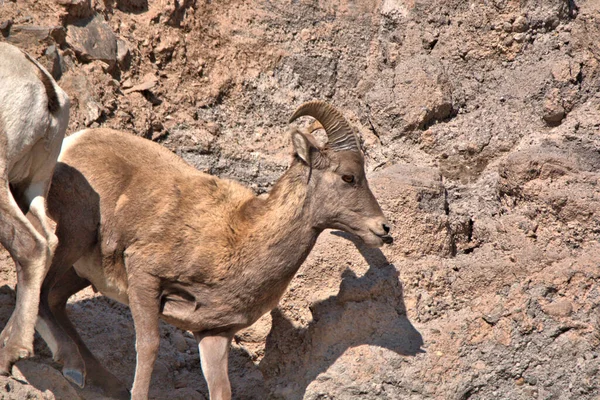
[0,0,599,398]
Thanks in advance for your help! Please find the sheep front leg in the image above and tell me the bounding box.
[128,275,161,400]
[194,331,233,400]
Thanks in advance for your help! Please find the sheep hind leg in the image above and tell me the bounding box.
[36,266,87,388]
[37,267,130,400]
[0,180,50,374]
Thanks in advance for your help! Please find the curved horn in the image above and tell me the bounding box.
[289,100,361,152]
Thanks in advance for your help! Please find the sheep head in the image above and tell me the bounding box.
[289,101,393,247]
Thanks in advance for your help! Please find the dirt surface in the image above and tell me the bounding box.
[1,0,600,398]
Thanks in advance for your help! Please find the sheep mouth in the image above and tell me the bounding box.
[377,234,393,245]
[329,222,392,247]
[356,229,391,248]
[370,230,393,245]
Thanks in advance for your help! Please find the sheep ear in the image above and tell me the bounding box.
[291,131,313,165]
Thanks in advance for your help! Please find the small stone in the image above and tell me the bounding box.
[542,88,565,125]
[44,45,64,80]
[123,73,158,94]
[205,122,220,136]
[473,360,486,370]
[515,377,525,386]
[542,299,573,317]
[117,38,132,70]
[547,16,560,30]
[155,37,178,54]
[483,311,501,326]
[512,16,529,33]
[57,0,94,19]
[171,331,189,353]
[523,387,538,397]
[513,33,526,43]
[121,77,133,89]
[552,60,580,84]
[0,20,12,37]
[422,31,438,50]
[502,22,513,32]
[185,337,197,350]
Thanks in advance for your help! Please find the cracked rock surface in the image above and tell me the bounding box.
[0,0,599,398]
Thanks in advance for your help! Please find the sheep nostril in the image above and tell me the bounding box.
[383,223,390,234]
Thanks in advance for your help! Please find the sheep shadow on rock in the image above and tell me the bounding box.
[259,231,424,399]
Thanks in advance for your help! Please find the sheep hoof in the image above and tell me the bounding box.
[63,368,85,388]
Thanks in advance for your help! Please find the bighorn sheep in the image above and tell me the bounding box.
[0,43,69,373]
[37,101,392,399]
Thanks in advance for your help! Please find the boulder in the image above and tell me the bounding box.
[66,14,117,66]
[4,25,64,47]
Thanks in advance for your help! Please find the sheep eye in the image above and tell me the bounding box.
[341,175,355,184]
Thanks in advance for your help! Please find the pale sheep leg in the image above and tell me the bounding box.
[195,332,233,400]
[24,181,58,258]
[129,274,161,400]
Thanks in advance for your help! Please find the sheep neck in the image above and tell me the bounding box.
[238,162,320,284]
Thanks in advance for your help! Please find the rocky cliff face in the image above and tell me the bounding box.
[0,0,599,399]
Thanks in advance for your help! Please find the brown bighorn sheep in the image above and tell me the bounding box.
[0,43,69,374]
[37,101,392,399]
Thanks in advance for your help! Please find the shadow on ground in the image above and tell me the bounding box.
[258,231,424,399]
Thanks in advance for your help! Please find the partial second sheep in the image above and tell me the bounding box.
[0,42,70,374]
